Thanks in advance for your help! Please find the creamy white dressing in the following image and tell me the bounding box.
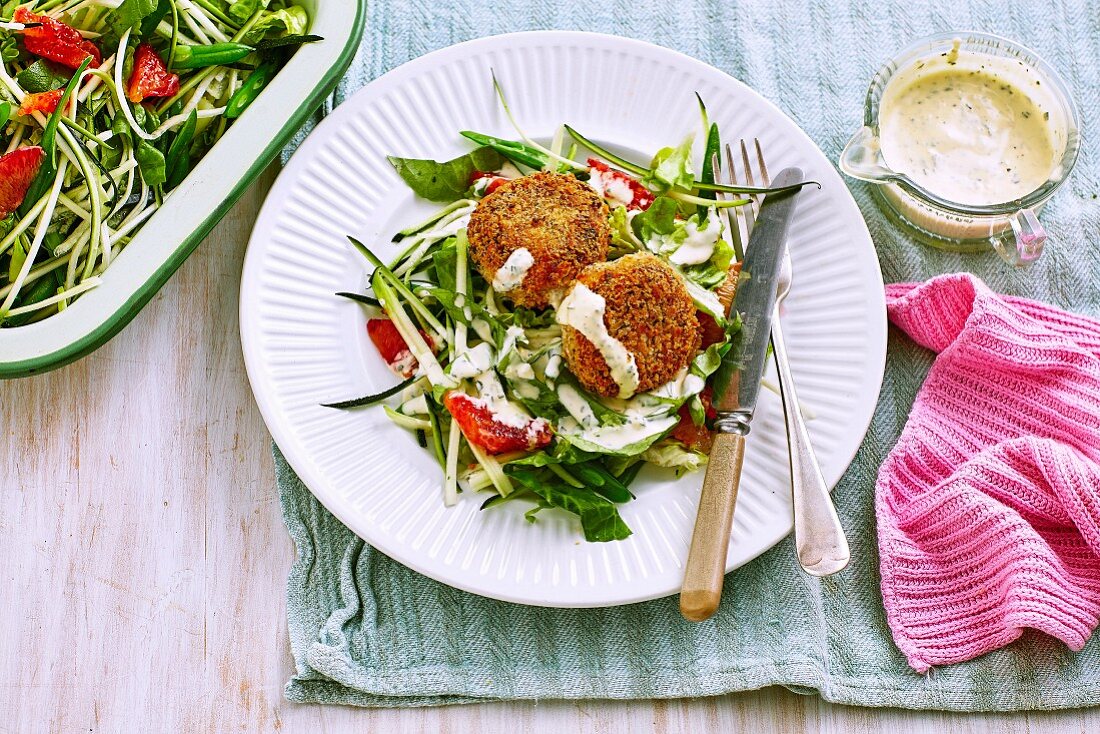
[668,212,722,266]
[449,342,494,379]
[390,350,417,378]
[418,360,453,388]
[650,365,706,400]
[879,47,1057,206]
[586,167,634,206]
[504,360,535,381]
[556,283,640,398]
[557,384,599,428]
[472,370,531,429]
[499,325,526,357]
[544,353,562,380]
[491,247,535,293]
[557,413,679,452]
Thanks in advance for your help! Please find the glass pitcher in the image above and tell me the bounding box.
[839,32,1081,266]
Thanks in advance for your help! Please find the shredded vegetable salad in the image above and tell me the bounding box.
[331,79,815,542]
[0,0,316,326]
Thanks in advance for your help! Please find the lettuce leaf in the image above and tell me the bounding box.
[244,4,309,40]
[227,0,267,24]
[643,135,695,192]
[608,205,641,252]
[639,206,732,289]
[641,440,708,473]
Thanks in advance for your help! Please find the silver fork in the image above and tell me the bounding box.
[716,140,850,577]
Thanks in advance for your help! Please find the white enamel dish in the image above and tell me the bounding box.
[240,31,887,607]
[0,0,365,377]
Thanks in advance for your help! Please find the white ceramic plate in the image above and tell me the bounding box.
[241,32,887,607]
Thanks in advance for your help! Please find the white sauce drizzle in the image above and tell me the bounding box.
[557,384,599,428]
[449,343,493,379]
[492,248,535,293]
[555,284,640,398]
[668,211,722,266]
[472,370,531,429]
[586,167,634,206]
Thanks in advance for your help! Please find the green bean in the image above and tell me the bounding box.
[460,131,548,170]
[572,463,634,502]
[171,42,253,70]
[164,110,196,189]
[224,59,276,119]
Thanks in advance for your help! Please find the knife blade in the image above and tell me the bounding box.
[680,166,804,623]
[710,166,805,423]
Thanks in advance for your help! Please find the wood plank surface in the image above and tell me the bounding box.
[1,167,1096,733]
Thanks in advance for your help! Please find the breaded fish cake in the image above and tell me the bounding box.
[467,172,610,308]
[559,253,701,398]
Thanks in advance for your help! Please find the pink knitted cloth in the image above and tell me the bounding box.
[878,274,1100,673]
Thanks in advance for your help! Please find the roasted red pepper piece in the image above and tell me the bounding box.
[443,391,553,455]
[127,43,180,104]
[17,88,64,117]
[0,146,46,219]
[14,7,101,70]
[699,263,742,347]
[588,158,654,210]
[469,170,507,195]
[670,387,717,454]
[366,318,434,378]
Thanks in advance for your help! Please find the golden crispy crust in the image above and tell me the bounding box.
[467,172,610,308]
[561,253,702,398]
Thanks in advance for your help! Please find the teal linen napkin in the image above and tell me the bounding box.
[275,0,1100,710]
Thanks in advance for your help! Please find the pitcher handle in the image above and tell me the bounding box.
[991,208,1046,266]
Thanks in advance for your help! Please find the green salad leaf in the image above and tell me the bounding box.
[111,0,159,33]
[16,61,69,94]
[509,470,632,542]
[388,146,505,202]
[607,205,640,252]
[641,440,708,473]
[553,415,680,458]
[112,111,167,187]
[244,5,309,40]
[0,35,19,64]
[635,199,734,289]
[631,195,680,240]
[139,0,172,37]
[227,0,268,23]
[644,135,695,192]
[429,287,509,345]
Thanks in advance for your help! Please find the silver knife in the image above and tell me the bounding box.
[680,167,804,622]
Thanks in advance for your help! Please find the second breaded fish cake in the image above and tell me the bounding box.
[558,253,702,399]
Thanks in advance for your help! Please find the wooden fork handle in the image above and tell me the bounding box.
[680,432,745,622]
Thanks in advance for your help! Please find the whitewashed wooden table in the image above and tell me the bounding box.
[2,167,1097,733]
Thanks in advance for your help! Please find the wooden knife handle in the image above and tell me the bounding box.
[680,431,745,622]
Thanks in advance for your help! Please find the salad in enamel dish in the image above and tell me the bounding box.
[330,80,812,542]
[0,0,315,326]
